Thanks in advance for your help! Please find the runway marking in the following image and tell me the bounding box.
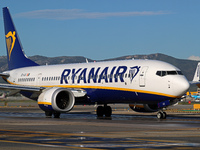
[0,129,199,149]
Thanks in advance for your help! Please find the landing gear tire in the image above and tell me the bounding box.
[45,111,53,118]
[96,105,112,118]
[157,111,167,119]
[162,112,167,119]
[53,111,61,118]
[97,106,104,117]
[157,112,163,119]
[104,106,112,117]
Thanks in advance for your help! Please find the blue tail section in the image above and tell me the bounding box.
[3,7,39,70]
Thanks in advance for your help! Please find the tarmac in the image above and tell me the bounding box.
[0,100,200,150]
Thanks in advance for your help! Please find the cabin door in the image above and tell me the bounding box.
[37,73,42,86]
[139,66,148,87]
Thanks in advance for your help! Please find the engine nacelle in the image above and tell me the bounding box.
[129,100,172,113]
[129,104,159,113]
[38,87,75,112]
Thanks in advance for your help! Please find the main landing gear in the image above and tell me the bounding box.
[96,104,112,117]
[157,111,167,119]
[45,111,61,118]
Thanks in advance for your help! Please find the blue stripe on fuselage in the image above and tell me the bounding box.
[82,88,172,104]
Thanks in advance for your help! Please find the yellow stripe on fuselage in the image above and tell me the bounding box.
[57,85,180,98]
[7,80,181,99]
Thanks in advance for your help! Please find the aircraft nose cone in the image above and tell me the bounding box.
[175,77,190,96]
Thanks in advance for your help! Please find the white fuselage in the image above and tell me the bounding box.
[5,59,190,104]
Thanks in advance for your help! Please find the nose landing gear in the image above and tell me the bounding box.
[157,111,167,119]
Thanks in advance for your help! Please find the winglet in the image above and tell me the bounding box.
[3,7,39,70]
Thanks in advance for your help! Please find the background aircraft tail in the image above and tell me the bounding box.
[192,62,200,82]
[3,7,39,70]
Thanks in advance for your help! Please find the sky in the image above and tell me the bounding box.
[0,0,200,60]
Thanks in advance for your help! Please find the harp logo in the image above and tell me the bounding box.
[129,66,140,82]
[5,31,16,60]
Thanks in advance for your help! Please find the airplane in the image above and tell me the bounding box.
[0,7,191,119]
[191,94,200,100]
[187,62,200,100]
[191,62,200,85]
[130,63,200,114]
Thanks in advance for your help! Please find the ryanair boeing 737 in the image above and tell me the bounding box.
[0,7,193,119]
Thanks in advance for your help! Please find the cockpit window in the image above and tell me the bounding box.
[167,71,177,75]
[156,70,183,77]
[177,71,183,75]
[156,71,162,76]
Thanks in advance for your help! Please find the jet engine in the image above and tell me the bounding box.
[129,104,159,112]
[38,87,75,112]
[129,99,178,113]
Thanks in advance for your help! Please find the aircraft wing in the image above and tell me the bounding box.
[189,81,200,84]
[0,73,9,77]
[0,83,86,98]
[0,83,44,97]
[0,83,44,92]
